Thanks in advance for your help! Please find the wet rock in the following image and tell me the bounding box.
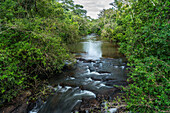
[96,69,111,74]
[1,90,32,113]
[89,66,96,72]
[104,80,128,86]
[76,57,85,61]
[91,76,103,81]
[93,63,100,67]
[102,76,116,81]
[76,58,96,63]
[83,59,96,63]
[27,102,36,112]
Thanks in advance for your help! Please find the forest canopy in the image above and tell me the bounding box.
[0,0,91,105]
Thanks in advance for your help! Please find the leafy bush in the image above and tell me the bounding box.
[125,56,169,112]
[0,20,70,103]
[0,0,89,105]
[94,0,170,112]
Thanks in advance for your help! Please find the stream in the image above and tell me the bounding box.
[30,34,128,113]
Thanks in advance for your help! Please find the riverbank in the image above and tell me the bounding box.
[1,34,129,113]
[0,80,55,113]
[28,34,129,113]
[1,58,128,113]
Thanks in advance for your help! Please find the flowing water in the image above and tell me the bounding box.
[30,34,128,113]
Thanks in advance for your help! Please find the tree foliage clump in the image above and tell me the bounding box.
[94,0,169,112]
[0,0,90,105]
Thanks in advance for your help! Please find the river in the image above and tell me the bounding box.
[30,34,128,113]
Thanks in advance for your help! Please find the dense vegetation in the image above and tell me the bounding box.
[0,0,91,106]
[93,0,169,112]
[1,0,169,112]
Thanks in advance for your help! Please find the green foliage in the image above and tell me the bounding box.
[125,56,169,112]
[94,0,170,112]
[0,0,89,105]
[58,0,87,16]
[0,20,70,104]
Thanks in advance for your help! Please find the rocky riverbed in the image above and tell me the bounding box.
[29,34,128,113]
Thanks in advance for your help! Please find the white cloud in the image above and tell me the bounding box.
[74,0,114,19]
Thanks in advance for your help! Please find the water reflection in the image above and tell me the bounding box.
[83,40,102,60]
[68,34,125,60]
[101,42,121,59]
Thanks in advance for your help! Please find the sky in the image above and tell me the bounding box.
[74,0,114,19]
